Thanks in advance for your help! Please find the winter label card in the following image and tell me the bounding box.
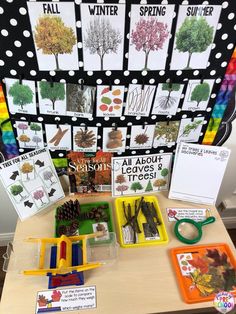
[80,4,126,71]
[152,83,184,116]
[45,124,71,151]
[27,2,79,71]
[177,117,204,143]
[102,127,127,153]
[130,124,155,150]
[16,121,44,149]
[128,5,175,71]
[38,82,66,116]
[124,84,156,117]
[66,84,96,119]
[111,153,172,197]
[153,121,180,147]
[5,78,36,115]
[73,126,98,153]
[170,5,222,70]
[96,85,125,117]
[0,148,64,220]
[182,79,214,111]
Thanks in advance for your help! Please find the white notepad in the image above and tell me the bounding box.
[169,142,231,205]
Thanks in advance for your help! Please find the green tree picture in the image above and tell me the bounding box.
[130,182,143,193]
[39,82,65,111]
[161,168,169,178]
[10,184,24,200]
[9,81,34,110]
[30,123,42,135]
[175,17,214,69]
[190,82,210,107]
[145,180,153,192]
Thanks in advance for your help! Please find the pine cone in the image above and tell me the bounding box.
[75,129,96,148]
[135,133,149,145]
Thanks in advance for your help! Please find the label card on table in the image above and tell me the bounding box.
[166,208,212,222]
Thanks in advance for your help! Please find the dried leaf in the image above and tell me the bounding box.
[206,249,228,267]
[188,257,209,274]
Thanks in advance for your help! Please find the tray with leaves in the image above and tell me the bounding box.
[170,243,236,304]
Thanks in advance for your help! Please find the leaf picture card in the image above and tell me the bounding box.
[66,84,96,118]
[130,124,155,150]
[80,3,126,71]
[151,83,184,116]
[16,121,44,149]
[102,127,127,153]
[170,5,222,70]
[177,117,204,143]
[5,78,37,115]
[73,126,98,153]
[182,79,214,111]
[153,121,180,147]
[45,124,71,151]
[96,85,125,117]
[128,5,175,71]
[37,81,67,115]
[27,2,79,71]
[124,84,156,117]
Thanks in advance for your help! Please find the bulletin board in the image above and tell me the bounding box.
[0,0,235,165]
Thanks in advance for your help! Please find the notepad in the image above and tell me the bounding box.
[169,142,231,205]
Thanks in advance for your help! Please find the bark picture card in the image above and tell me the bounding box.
[0,148,64,220]
[45,124,71,151]
[128,5,175,71]
[5,78,37,115]
[130,124,155,150]
[170,5,222,70]
[111,153,172,197]
[16,121,44,149]
[27,2,79,71]
[96,85,125,117]
[153,121,180,147]
[73,126,98,153]
[181,79,214,111]
[80,4,126,71]
[124,84,156,117]
[151,83,184,116]
[177,117,204,143]
[66,84,96,119]
[102,127,127,153]
[37,81,67,116]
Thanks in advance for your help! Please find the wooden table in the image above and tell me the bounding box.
[0,192,235,314]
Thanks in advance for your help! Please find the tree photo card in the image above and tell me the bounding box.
[27,2,79,71]
[5,78,37,115]
[73,126,98,153]
[45,124,71,151]
[16,121,44,149]
[102,127,127,153]
[80,3,126,71]
[130,124,155,150]
[177,117,204,143]
[153,121,180,147]
[170,5,222,70]
[128,5,175,71]
[151,83,184,116]
[182,79,214,111]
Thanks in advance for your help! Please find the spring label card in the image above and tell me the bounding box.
[130,124,155,150]
[177,117,204,143]
[27,2,79,71]
[73,126,98,153]
[111,153,172,197]
[128,5,175,71]
[170,5,222,70]
[102,127,127,153]
[80,4,125,71]
[5,78,37,115]
[45,124,71,151]
[16,121,44,149]
[153,121,180,147]
[0,148,64,220]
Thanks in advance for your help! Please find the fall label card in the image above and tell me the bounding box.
[152,83,184,116]
[102,127,127,153]
[182,79,214,111]
[177,117,204,143]
[153,121,180,147]
[5,78,36,115]
[130,124,155,150]
[80,4,125,71]
[128,5,175,71]
[124,84,156,117]
[96,85,125,117]
[170,5,222,70]
[15,121,44,149]
[27,2,79,71]
[45,124,71,151]
[73,126,98,153]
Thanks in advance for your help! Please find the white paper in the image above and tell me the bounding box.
[166,208,211,222]
[45,124,71,151]
[16,121,44,149]
[169,143,231,205]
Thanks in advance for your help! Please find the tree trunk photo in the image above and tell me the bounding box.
[186,52,192,69]
[144,51,150,70]
[100,55,104,71]
[54,54,60,71]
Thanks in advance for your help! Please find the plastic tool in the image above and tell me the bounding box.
[174,216,216,244]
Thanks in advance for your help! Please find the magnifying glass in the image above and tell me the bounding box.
[174,217,216,245]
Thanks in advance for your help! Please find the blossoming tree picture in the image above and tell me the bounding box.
[32,188,49,208]
[128,5,175,70]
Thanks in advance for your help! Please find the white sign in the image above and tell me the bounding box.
[166,208,211,222]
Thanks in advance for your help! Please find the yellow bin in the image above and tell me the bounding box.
[115,195,169,248]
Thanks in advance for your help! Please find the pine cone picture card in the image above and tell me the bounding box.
[73,126,98,152]
[130,124,155,150]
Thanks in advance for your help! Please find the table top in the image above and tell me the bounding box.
[0,191,235,314]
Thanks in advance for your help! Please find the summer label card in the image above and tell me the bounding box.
[5,78,37,115]
[27,2,79,71]
[0,148,64,220]
[16,121,44,149]
[170,5,222,70]
[102,127,127,153]
[111,153,172,197]
[73,126,98,153]
[45,124,71,151]
[128,5,175,70]
[130,124,155,150]
[177,117,204,143]
[80,4,126,71]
